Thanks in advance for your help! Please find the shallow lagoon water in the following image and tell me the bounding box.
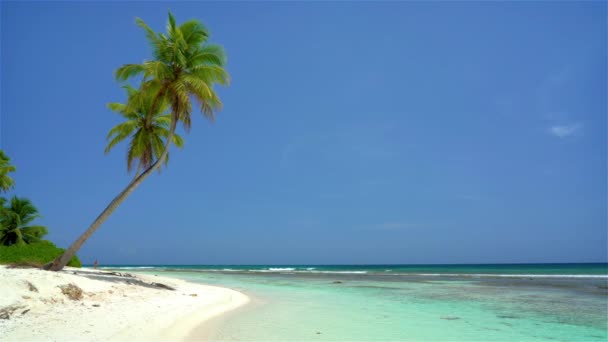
[119,264,608,341]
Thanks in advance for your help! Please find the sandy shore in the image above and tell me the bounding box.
[0,265,248,341]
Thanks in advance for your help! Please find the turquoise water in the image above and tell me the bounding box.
[102,263,608,276]
[104,264,608,341]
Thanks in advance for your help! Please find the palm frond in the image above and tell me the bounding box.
[105,121,138,154]
[0,150,16,192]
[115,64,145,81]
[180,19,209,46]
[20,225,48,243]
[107,102,127,113]
[170,80,192,114]
[155,115,172,127]
[9,196,40,225]
[122,84,139,97]
[189,44,226,67]
[191,64,230,86]
[136,17,160,44]
[151,134,166,168]
[155,127,185,149]
[171,133,185,148]
[127,130,144,171]
[142,61,172,81]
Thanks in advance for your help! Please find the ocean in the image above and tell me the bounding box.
[101,264,608,341]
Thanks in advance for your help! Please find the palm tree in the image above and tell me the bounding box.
[45,12,229,271]
[105,85,185,177]
[0,150,16,192]
[0,196,48,246]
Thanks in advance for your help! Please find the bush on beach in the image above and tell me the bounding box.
[0,240,81,267]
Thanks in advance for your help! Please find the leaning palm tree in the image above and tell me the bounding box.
[105,84,185,177]
[0,196,48,246]
[0,150,16,192]
[45,12,229,271]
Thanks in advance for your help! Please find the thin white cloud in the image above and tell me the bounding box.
[548,122,583,138]
[535,68,587,140]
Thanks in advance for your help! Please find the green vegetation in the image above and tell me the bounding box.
[0,196,48,246]
[0,149,80,267]
[0,150,16,192]
[47,12,229,271]
[0,240,81,267]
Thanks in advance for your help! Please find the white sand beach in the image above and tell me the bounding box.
[0,265,249,341]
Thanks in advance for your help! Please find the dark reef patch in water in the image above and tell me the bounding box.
[497,314,519,319]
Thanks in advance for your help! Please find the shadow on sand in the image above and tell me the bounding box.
[65,269,175,290]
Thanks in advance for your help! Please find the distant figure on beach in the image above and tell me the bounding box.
[93,259,98,269]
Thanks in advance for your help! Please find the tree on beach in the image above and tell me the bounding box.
[105,85,185,177]
[0,150,16,192]
[0,196,48,246]
[45,12,229,271]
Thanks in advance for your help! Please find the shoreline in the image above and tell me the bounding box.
[186,290,263,341]
[0,265,249,341]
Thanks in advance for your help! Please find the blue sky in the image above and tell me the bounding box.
[1,1,606,265]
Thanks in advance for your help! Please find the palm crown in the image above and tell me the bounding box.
[115,12,229,131]
[0,196,48,246]
[106,85,185,174]
[0,150,16,192]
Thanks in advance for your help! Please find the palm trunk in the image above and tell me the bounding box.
[44,115,178,271]
[133,163,142,181]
